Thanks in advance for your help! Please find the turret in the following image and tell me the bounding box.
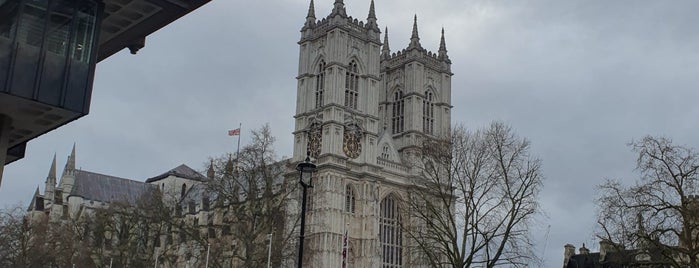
[563,244,575,268]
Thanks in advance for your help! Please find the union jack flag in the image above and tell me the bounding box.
[342,229,348,268]
[228,128,241,136]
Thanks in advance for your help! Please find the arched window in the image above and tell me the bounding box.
[423,91,434,135]
[181,184,187,199]
[315,61,326,109]
[345,184,355,214]
[392,90,405,134]
[345,61,359,109]
[381,144,391,159]
[380,195,402,267]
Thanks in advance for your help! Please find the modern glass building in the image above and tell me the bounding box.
[0,0,213,186]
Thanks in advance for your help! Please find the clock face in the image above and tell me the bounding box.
[307,123,322,159]
[343,124,362,159]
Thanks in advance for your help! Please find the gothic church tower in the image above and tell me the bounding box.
[290,1,452,267]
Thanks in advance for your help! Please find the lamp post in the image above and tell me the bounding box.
[296,153,317,268]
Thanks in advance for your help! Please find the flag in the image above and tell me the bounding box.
[228,128,240,136]
[342,229,348,268]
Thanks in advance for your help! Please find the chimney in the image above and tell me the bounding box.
[563,244,576,268]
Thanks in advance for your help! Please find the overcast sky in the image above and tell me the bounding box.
[3,0,699,267]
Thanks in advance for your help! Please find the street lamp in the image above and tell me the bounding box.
[296,152,317,268]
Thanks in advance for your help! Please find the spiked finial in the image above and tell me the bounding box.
[331,0,346,17]
[382,27,391,58]
[408,15,422,49]
[207,159,215,179]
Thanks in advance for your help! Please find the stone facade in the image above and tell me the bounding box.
[288,1,452,267]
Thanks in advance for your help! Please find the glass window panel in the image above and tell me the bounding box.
[18,0,48,47]
[71,1,96,62]
[0,1,19,39]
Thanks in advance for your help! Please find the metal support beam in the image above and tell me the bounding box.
[0,114,12,189]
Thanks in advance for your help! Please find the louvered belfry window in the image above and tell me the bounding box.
[345,61,359,109]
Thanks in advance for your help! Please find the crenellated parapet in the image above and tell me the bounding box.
[301,16,381,44]
[300,0,381,44]
[381,48,452,74]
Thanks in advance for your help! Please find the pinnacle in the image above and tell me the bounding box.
[368,0,376,20]
[408,15,422,49]
[439,27,447,52]
[331,0,346,17]
[307,0,315,19]
[66,143,76,172]
[47,153,57,181]
[411,15,419,39]
[382,27,391,57]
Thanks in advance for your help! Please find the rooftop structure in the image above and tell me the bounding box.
[0,0,214,187]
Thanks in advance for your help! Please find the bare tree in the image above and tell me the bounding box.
[0,205,51,267]
[406,122,543,268]
[204,124,295,267]
[597,136,699,267]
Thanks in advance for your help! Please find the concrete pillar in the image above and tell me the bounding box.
[0,114,11,188]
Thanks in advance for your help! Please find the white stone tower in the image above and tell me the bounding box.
[289,1,452,267]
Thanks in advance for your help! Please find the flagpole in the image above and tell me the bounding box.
[205,243,210,268]
[267,232,273,268]
[236,123,242,160]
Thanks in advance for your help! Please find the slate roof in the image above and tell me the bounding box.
[70,170,157,204]
[145,164,205,183]
[566,249,670,268]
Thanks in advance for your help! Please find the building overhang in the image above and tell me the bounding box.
[97,0,213,62]
[2,0,214,165]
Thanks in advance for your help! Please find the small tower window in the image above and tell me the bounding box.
[345,184,356,214]
[345,61,359,109]
[181,184,187,199]
[381,145,391,159]
[392,90,405,134]
[423,91,435,135]
[315,61,326,109]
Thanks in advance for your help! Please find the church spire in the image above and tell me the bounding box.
[382,27,391,59]
[46,153,57,183]
[304,0,316,27]
[63,143,76,176]
[438,27,450,61]
[408,15,422,49]
[331,0,347,17]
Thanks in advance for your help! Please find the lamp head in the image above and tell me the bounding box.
[296,152,317,186]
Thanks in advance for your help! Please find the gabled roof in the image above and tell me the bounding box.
[145,164,205,183]
[69,170,157,204]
